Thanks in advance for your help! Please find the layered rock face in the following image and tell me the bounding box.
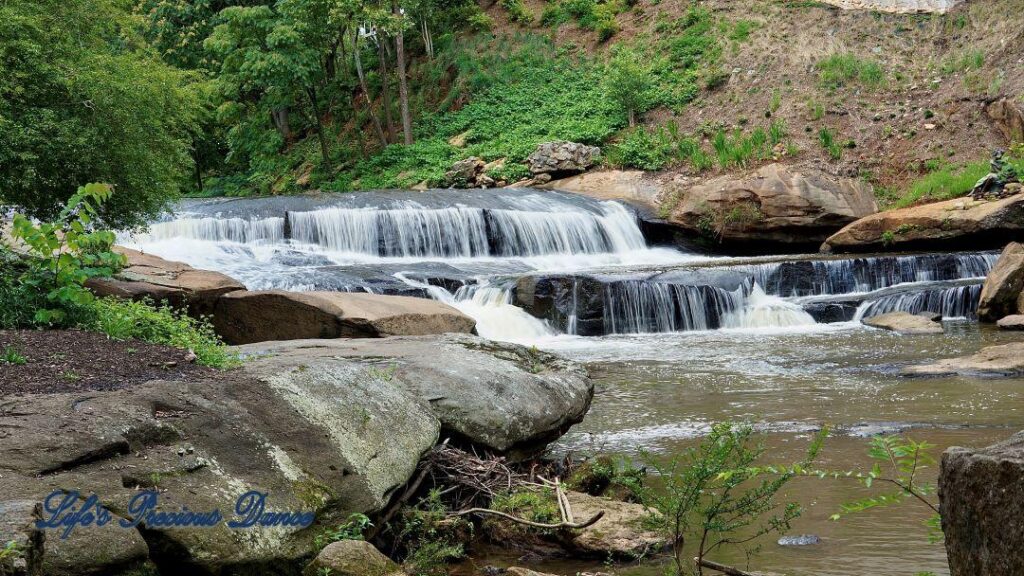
[977,242,1024,322]
[941,431,1024,576]
[821,194,1024,253]
[0,335,592,574]
[85,247,245,315]
[663,163,877,251]
[213,290,476,344]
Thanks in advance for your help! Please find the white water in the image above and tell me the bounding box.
[126,193,997,344]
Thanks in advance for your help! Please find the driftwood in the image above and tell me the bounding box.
[451,507,604,530]
[696,557,761,576]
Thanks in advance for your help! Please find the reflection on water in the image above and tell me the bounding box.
[481,322,1024,576]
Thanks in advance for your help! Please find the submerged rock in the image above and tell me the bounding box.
[213,290,476,345]
[862,311,943,334]
[85,247,244,316]
[821,193,1024,253]
[778,534,821,546]
[941,431,1024,576]
[303,540,405,576]
[903,342,1024,377]
[977,242,1024,322]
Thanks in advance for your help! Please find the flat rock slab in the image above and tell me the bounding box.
[903,342,1024,377]
[85,247,244,315]
[822,194,1024,253]
[818,0,964,13]
[564,491,667,558]
[941,431,1024,575]
[863,311,943,334]
[213,290,476,344]
[239,335,593,453]
[997,315,1024,330]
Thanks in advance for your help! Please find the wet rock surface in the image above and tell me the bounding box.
[863,311,943,334]
[977,242,1024,322]
[303,540,405,576]
[941,430,1024,576]
[903,342,1024,377]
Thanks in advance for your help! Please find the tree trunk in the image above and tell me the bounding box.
[421,20,433,59]
[305,86,332,169]
[353,31,388,147]
[271,107,291,141]
[393,1,413,145]
[378,39,396,142]
[628,109,636,128]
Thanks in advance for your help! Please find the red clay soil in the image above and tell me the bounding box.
[0,329,215,395]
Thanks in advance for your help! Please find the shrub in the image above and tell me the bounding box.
[892,160,990,208]
[818,53,885,90]
[540,4,569,26]
[608,127,673,170]
[604,46,656,126]
[500,0,533,24]
[85,298,237,368]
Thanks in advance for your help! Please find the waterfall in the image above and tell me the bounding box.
[142,216,285,244]
[602,280,746,334]
[722,285,816,329]
[854,284,984,320]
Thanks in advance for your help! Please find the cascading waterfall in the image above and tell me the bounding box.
[602,280,746,334]
[721,285,816,329]
[143,216,285,244]
[854,284,983,320]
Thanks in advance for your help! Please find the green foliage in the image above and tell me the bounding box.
[0,0,198,227]
[607,124,713,173]
[85,298,237,368]
[819,127,842,160]
[396,490,469,575]
[540,4,570,27]
[729,19,757,42]
[500,0,533,24]
[711,121,788,169]
[818,52,886,90]
[891,160,990,208]
[1,346,27,366]
[941,49,984,74]
[642,423,825,576]
[313,513,372,549]
[604,46,656,126]
[10,183,127,325]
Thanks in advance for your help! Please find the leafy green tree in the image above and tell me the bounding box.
[604,44,655,127]
[0,0,198,227]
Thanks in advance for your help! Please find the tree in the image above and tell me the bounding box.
[0,0,199,228]
[604,45,655,127]
[392,0,413,145]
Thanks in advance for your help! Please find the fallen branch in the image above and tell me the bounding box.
[451,507,604,530]
[695,557,761,576]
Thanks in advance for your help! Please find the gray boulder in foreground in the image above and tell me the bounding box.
[941,431,1024,576]
[0,334,591,574]
[863,311,943,334]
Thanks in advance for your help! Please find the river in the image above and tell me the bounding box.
[124,189,1023,576]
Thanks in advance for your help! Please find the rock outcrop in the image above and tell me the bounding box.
[977,242,1024,322]
[526,142,601,177]
[987,98,1024,144]
[540,169,661,209]
[996,315,1024,330]
[663,164,877,251]
[821,194,1024,253]
[863,311,944,334]
[941,431,1024,576]
[303,540,405,576]
[238,336,593,453]
[903,342,1024,377]
[445,157,497,188]
[563,491,666,558]
[213,290,476,345]
[0,334,591,574]
[85,247,245,316]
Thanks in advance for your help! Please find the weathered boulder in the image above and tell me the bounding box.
[445,157,487,188]
[863,311,943,334]
[212,290,476,345]
[238,335,593,453]
[821,194,1024,253]
[564,491,666,558]
[977,242,1024,322]
[903,342,1024,377]
[527,142,601,176]
[540,170,661,209]
[940,431,1024,576]
[664,164,877,251]
[987,98,1024,144]
[996,314,1024,330]
[0,500,43,576]
[303,540,404,576]
[85,247,245,316]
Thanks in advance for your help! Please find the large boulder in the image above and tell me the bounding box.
[303,540,404,576]
[821,194,1024,253]
[987,98,1024,144]
[563,491,667,558]
[862,311,943,334]
[212,290,476,345]
[903,342,1024,377]
[996,315,1024,330]
[445,157,488,188]
[940,431,1024,576]
[238,335,593,453]
[85,247,244,316]
[527,142,601,177]
[540,169,661,209]
[664,164,877,251]
[977,242,1024,322]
